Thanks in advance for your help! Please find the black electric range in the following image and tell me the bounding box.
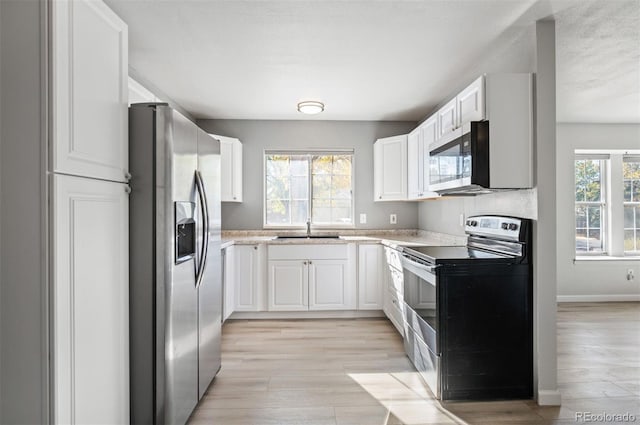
[397,215,533,402]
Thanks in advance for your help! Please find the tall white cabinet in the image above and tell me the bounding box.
[50,1,130,423]
[51,0,129,183]
[52,176,129,424]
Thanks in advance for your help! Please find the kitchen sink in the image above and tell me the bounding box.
[275,235,341,240]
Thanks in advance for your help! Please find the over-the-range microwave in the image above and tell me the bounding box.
[428,118,533,195]
[428,73,534,195]
[428,121,490,194]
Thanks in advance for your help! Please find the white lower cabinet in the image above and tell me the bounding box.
[222,246,235,321]
[267,244,356,312]
[382,247,405,336]
[52,174,129,424]
[308,259,351,310]
[268,260,308,311]
[358,244,383,309]
[234,244,264,312]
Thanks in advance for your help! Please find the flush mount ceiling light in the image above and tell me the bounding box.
[297,101,324,115]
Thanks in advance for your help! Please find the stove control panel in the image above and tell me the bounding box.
[465,216,524,241]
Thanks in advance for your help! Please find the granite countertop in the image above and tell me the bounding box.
[220,229,466,249]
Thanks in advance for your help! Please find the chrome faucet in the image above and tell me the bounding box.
[306,219,311,237]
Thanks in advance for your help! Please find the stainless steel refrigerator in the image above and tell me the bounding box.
[129,103,222,425]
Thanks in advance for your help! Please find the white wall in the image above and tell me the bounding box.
[418,189,537,235]
[556,123,640,301]
[197,119,419,230]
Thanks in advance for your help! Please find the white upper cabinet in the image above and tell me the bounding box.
[437,76,486,141]
[421,114,439,149]
[214,135,243,202]
[457,76,485,126]
[373,135,408,201]
[408,118,439,200]
[51,0,128,183]
[437,97,458,139]
[407,128,423,200]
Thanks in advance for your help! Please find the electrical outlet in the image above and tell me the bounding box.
[390,214,397,224]
[359,213,367,224]
[627,269,635,281]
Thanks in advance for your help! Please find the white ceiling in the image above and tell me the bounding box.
[106,0,640,123]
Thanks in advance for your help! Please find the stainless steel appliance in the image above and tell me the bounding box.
[129,103,222,425]
[398,215,532,400]
[428,121,490,194]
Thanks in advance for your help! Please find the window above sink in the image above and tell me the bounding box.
[264,150,354,229]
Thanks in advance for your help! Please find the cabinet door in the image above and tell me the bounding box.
[268,260,308,311]
[373,135,407,201]
[419,118,440,199]
[421,115,438,149]
[308,259,351,310]
[437,97,458,139]
[458,76,485,125]
[407,129,422,199]
[53,174,129,424]
[51,0,128,182]
[218,136,243,202]
[234,245,260,311]
[358,244,383,310]
[222,246,235,322]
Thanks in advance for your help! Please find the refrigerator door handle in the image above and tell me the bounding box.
[195,170,210,288]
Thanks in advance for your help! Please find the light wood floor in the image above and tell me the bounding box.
[189,303,640,425]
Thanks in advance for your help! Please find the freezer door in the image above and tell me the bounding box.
[196,128,222,399]
[161,108,199,425]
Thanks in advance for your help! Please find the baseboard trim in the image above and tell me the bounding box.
[557,294,640,302]
[537,389,562,406]
[228,310,386,320]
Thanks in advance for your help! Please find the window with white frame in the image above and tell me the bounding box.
[575,156,607,253]
[264,151,353,227]
[623,157,640,253]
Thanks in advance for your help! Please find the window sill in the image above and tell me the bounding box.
[574,255,640,262]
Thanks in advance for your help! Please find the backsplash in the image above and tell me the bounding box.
[418,189,538,235]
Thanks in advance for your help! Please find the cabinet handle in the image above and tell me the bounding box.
[253,246,257,250]
[308,261,312,264]
[379,196,382,199]
[124,185,131,194]
[233,196,237,200]
[125,172,132,181]
[303,261,307,265]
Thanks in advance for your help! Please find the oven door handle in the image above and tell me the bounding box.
[401,255,439,274]
[408,261,438,274]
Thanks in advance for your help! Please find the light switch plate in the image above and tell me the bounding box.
[359,213,367,224]
[390,214,397,224]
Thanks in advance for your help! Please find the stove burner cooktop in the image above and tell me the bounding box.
[402,245,514,264]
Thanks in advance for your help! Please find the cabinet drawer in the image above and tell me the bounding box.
[384,289,405,335]
[384,247,402,271]
[268,244,348,260]
[389,267,404,295]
